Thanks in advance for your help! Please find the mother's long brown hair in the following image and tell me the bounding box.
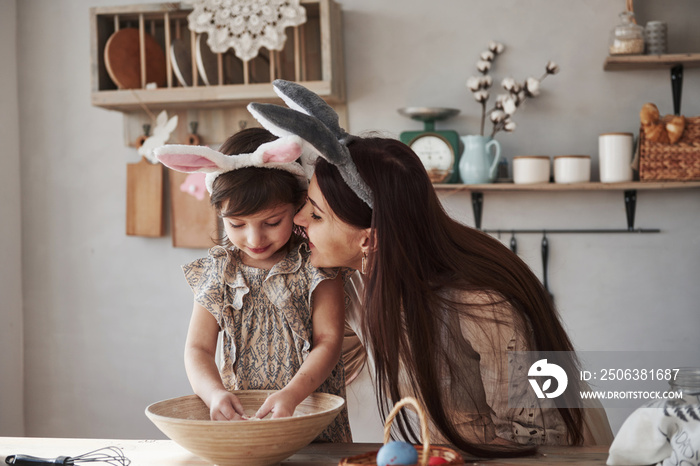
[315,137,583,457]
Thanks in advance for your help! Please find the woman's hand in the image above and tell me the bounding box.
[209,389,247,421]
[254,389,297,419]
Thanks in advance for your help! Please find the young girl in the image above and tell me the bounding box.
[154,127,351,442]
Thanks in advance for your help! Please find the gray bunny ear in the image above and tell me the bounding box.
[248,102,344,164]
[248,101,373,208]
[272,79,347,140]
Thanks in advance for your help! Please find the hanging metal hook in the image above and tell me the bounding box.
[541,231,553,302]
[510,231,517,254]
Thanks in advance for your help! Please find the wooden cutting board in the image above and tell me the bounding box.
[104,28,167,89]
[126,157,164,237]
[169,171,219,249]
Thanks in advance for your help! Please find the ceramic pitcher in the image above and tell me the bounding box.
[459,135,501,184]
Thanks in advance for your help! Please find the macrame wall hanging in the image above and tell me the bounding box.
[184,0,307,62]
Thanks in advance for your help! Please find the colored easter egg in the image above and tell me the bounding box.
[376,441,418,466]
[428,456,449,465]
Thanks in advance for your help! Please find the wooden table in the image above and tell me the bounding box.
[0,437,609,465]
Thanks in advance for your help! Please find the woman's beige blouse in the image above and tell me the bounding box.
[343,271,613,446]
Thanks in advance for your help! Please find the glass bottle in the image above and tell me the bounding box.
[668,367,700,404]
[609,11,645,55]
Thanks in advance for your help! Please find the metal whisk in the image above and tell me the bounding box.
[5,446,130,466]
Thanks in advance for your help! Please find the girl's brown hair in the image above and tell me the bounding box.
[315,137,584,457]
[210,127,306,248]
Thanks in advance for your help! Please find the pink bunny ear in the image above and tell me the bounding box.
[157,153,219,172]
[154,145,227,173]
[261,140,302,163]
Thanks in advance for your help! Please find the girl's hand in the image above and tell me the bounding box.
[209,389,247,421]
[254,390,298,419]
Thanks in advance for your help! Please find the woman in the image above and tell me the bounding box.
[294,137,614,452]
[250,80,613,456]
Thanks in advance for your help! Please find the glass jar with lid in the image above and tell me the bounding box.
[609,11,645,55]
[668,367,700,404]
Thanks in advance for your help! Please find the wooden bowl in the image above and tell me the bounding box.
[145,390,345,466]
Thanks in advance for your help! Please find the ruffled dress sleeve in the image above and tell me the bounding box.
[302,244,340,308]
[264,242,338,314]
[182,246,248,328]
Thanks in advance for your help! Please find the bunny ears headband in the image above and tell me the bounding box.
[154,135,308,193]
[155,80,373,208]
[248,80,374,208]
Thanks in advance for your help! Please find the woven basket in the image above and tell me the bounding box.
[639,116,700,181]
[339,397,463,466]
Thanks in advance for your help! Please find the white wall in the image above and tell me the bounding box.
[7,0,700,442]
[0,0,25,437]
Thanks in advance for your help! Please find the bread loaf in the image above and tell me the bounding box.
[639,103,685,144]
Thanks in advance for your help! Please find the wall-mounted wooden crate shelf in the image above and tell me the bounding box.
[89,0,345,112]
[90,1,346,146]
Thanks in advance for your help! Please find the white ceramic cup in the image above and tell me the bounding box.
[599,132,634,183]
[553,155,591,183]
[513,156,551,184]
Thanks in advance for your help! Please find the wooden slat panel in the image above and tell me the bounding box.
[92,3,192,16]
[294,26,301,81]
[138,14,146,88]
[299,25,306,81]
[191,30,198,87]
[164,12,172,88]
[328,0,344,99]
[318,0,332,82]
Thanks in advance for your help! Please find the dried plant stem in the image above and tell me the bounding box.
[480,102,486,136]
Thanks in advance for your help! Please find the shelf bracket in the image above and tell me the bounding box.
[624,190,637,231]
[471,192,484,230]
[671,64,683,115]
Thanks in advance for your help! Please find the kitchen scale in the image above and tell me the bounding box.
[398,107,461,183]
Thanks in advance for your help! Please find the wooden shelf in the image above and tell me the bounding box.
[603,53,700,70]
[434,181,700,192]
[91,80,339,112]
[435,181,699,230]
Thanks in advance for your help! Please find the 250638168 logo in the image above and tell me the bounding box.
[528,359,568,399]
